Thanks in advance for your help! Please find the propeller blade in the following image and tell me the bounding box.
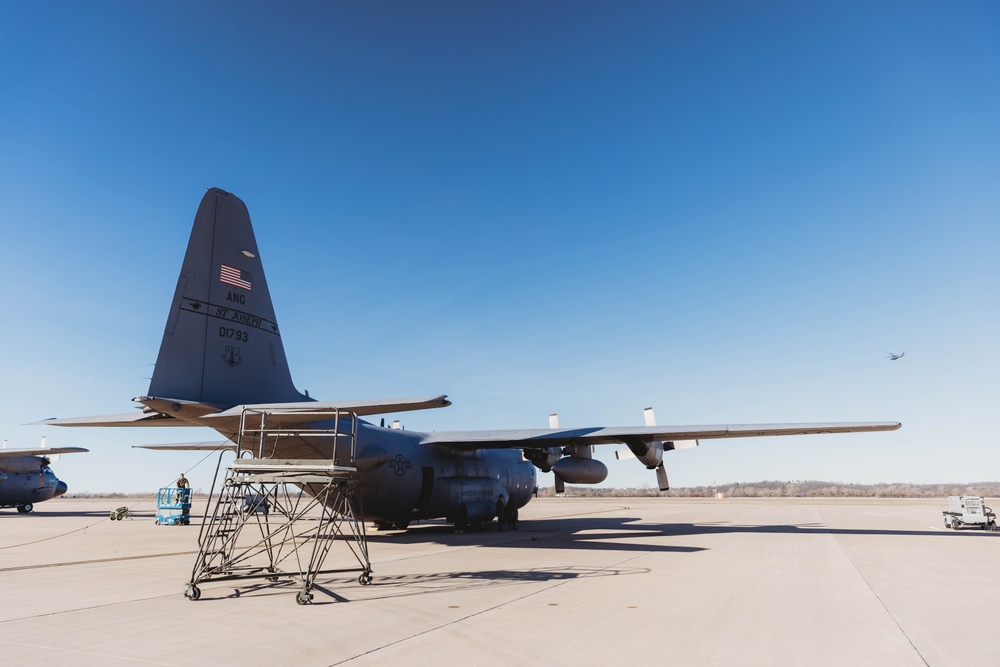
[42,435,60,463]
[615,449,636,460]
[549,413,559,428]
[554,475,565,495]
[644,407,656,427]
[656,463,669,491]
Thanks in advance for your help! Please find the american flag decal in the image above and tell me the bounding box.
[220,264,252,291]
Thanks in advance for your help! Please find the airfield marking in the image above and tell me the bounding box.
[0,550,199,573]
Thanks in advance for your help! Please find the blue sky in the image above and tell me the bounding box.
[1,1,997,493]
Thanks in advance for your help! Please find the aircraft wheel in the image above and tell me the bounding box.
[296,590,313,605]
[953,519,962,530]
[17,504,33,514]
[358,571,373,586]
[155,519,161,525]
[392,521,410,530]
[184,584,201,601]
[266,567,279,582]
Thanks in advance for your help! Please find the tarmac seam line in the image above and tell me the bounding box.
[0,550,199,572]
[326,546,656,666]
[0,638,178,666]
[817,507,931,667]
[326,504,751,665]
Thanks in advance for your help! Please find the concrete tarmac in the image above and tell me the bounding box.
[1,496,997,666]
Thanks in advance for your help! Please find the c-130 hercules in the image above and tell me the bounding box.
[43,189,900,530]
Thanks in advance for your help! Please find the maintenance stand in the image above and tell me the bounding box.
[184,407,371,605]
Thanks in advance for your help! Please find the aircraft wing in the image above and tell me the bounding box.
[0,447,89,458]
[418,422,901,449]
[133,441,236,451]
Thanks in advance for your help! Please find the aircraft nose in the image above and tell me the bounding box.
[54,481,68,498]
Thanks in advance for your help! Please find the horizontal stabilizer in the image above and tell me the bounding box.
[205,396,452,421]
[0,447,88,458]
[420,422,901,450]
[133,441,236,452]
[34,412,192,427]
[38,396,451,430]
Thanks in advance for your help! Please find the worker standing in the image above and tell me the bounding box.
[507,495,518,531]
[176,473,191,518]
[495,493,506,531]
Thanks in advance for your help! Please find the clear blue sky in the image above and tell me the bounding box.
[1,1,997,493]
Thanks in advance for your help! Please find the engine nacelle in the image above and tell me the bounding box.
[552,456,608,485]
[524,447,563,473]
[0,456,47,475]
[629,440,664,470]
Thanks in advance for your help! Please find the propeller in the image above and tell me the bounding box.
[549,414,565,495]
[614,407,700,491]
[643,408,670,491]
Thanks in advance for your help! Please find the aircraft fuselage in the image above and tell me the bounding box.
[0,457,69,511]
[353,422,537,525]
[225,418,538,527]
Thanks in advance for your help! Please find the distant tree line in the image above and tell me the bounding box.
[538,480,1000,498]
[65,480,1000,500]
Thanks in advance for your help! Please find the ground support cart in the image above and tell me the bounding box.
[184,407,371,605]
[156,487,193,525]
[943,495,997,531]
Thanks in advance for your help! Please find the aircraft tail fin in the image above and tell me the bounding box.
[148,189,307,408]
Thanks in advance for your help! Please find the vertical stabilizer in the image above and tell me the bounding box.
[148,189,306,407]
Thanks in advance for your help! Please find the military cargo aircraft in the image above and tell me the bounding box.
[42,189,900,530]
[0,437,87,512]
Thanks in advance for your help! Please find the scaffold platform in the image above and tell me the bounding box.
[184,407,371,605]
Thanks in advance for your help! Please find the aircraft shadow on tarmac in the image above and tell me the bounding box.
[370,515,996,547]
[207,563,654,605]
[652,521,999,538]
[0,509,159,519]
[369,516,708,553]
